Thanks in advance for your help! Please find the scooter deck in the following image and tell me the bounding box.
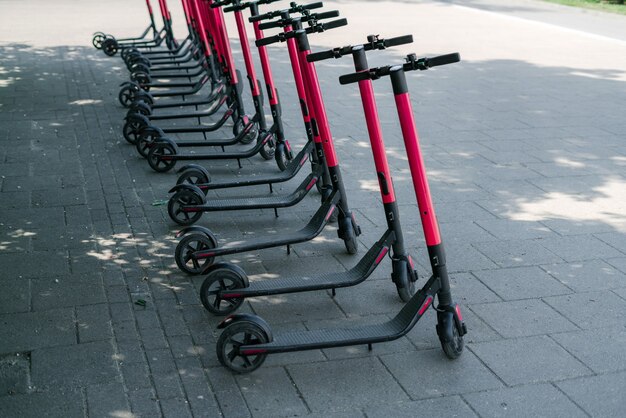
[198,191,339,258]
[245,276,439,354]
[235,230,394,297]
[195,168,319,211]
[203,141,313,190]
[151,84,225,109]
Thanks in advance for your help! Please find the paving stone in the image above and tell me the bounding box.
[152,373,185,400]
[0,251,69,280]
[551,326,626,374]
[288,357,409,411]
[475,219,555,241]
[471,299,578,338]
[463,383,587,418]
[470,336,592,386]
[31,275,106,310]
[540,235,623,262]
[31,340,119,388]
[159,397,193,418]
[472,240,563,268]
[364,396,477,418]
[76,303,113,343]
[0,389,85,418]
[120,361,153,392]
[0,308,75,354]
[0,279,30,314]
[236,367,309,417]
[544,291,626,330]
[381,349,502,400]
[86,382,131,418]
[474,266,571,300]
[0,352,31,397]
[541,260,626,292]
[557,372,626,418]
[450,272,503,304]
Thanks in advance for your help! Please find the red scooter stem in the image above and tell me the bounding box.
[234,9,260,96]
[181,0,192,25]
[394,91,442,246]
[298,47,339,168]
[252,20,278,106]
[284,25,314,135]
[191,0,214,57]
[358,79,396,205]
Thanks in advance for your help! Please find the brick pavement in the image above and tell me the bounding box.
[1,0,626,417]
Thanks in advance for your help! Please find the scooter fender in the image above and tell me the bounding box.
[201,262,250,287]
[176,164,211,179]
[175,225,215,240]
[125,112,150,125]
[168,183,204,197]
[217,313,273,342]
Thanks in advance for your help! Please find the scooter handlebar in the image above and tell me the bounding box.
[210,0,233,8]
[338,52,461,84]
[307,34,412,63]
[317,18,347,31]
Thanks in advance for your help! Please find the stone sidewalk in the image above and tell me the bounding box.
[1,0,626,417]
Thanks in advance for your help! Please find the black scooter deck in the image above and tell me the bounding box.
[203,141,313,190]
[244,275,440,354]
[196,192,339,258]
[232,230,394,297]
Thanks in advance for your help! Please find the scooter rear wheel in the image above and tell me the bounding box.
[216,322,269,374]
[92,32,106,49]
[147,140,178,172]
[175,233,217,274]
[168,188,204,225]
[123,120,144,144]
[177,168,210,190]
[200,267,246,315]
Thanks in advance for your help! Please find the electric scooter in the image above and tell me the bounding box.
[214,50,467,374]
[172,19,361,276]
[92,0,161,51]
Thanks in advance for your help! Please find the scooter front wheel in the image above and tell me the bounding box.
[233,116,258,145]
[175,233,217,274]
[275,142,293,171]
[216,322,269,374]
[200,267,246,315]
[168,188,204,225]
[437,311,464,359]
[259,134,276,161]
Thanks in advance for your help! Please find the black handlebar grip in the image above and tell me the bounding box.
[338,71,371,85]
[312,10,339,20]
[249,10,275,22]
[258,0,280,4]
[383,34,413,48]
[301,2,324,11]
[258,19,283,30]
[306,48,336,62]
[210,0,232,8]
[426,52,460,68]
[320,18,347,31]
[255,34,281,47]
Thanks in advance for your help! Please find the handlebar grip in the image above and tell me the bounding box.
[426,52,460,68]
[257,0,280,4]
[320,18,347,31]
[306,48,336,62]
[258,19,283,30]
[249,10,276,22]
[255,34,281,47]
[210,0,232,8]
[383,34,413,48]
[313,10,339,20]
[338,71,371,85]
[300,2,323,11]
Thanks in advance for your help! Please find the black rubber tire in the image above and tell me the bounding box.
[396,280,416,303]
[441,323,464,359]
[233,117,257,145]
[136,127,164,158]
[102,38,118,56]
[118,86,136,108]
[92,32,106,49]
[216,322,268,374]
[176,168,210,189]
[147,140,178,172]
[344,233,358,255]
[174,233,217,275]
[168,188,204,226]
[123,119,144,145]
[259,134,276,161]
[200,267,246,315]
[275,143,292,172]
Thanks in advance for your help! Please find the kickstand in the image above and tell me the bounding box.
[274,208,278,218]
[202,131,207,140]
[237,159,242,169]
[287,244,291,255]
[331,288,336,297]
[368,344,372,352]
[221,145,225,152]
[269,183,273,193]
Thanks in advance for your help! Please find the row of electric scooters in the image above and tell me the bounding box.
[94,0,467,374]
